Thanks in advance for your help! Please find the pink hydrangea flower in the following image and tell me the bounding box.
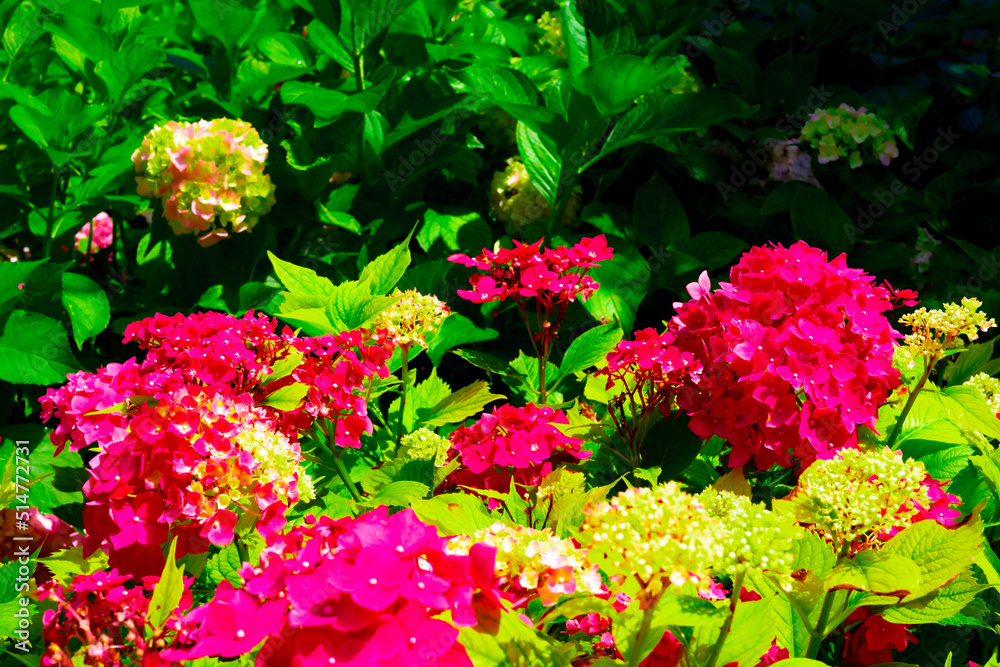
[162,507,503,667]
[75,212,114,255]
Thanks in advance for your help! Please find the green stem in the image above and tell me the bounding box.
[807,589,837,659]
[332,448,362,503]
[705,571,745,667]
[886,354,937,448]
[627,598,658,667]
[41,167,58,258]
[538,352,547,404]
[354,51,366,171]
[398,345,410,440]
[234,536,249,564]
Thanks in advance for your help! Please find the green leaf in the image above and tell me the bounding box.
[680,231,748,271]
[418,207,491,253]
[881,567,996,625]
[942,339,996,386]
[0,310,79,385]
[633,173,689,248]
[61,273,110,349]
[411,493,494,536]
[3,1,42,60]
[259,383,309,411]
[458,609,572,667]
[715,597,780,667]
[426,314,498,366]
[316,202,361,234]
[943,385,1000,441]
[146,537,184,630]
[370,481,430,506]
[189,0,255,52]
[204,543,243,588]
[95,40,162,100]
[359,231,414,295]
[420,381,505,428]
[882,505,985,600]
[516,121,561,206]
[391,368,452,432]
[280,80,388,127]
[553,322,622,388]
[9,104,57,150]
[791,185,852,256]
[574,56,685,116]
[268,251,336,298]
[261,350,305,385]
[325,278,401,331]
[825,549,923,596]
[581,235,648,333]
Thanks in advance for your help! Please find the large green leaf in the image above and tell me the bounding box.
[552,322,621,388]
[881,567,995,625]
[882,506,985,600]
[420,381,505,428]
[825,549,923,597]
[95,40,162,100]
[574,55,685,116]
[633,173,689,249]
[791,185,853,257]
[516,121,562,206]
[359,232,413,295]
[189,0,255,52]
[146,538,185,630]
[581,235,647,333]
[0,310,79,385]
[61,273,110,349]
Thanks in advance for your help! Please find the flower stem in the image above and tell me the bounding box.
[627,596,659,667]
[332,448,362,503]
[886,354,937,448]
[705,570,745,667]
[539,352,548,404]
[234,536,249,565]
[807,589,837,659]
[398,345,409,440]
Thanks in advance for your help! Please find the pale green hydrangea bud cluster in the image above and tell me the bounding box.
[132,119,276,246]
[374,290,451,350]
[791,447,929,547]
[235,421,316,506]
[577,482,723,602]
[398,427,452,467]
[489,157,581,234]
[966,372,1000,413]
[696,487,800,577]
[536,11,564,58]
[799,104,899,168]
[899,297,996,358]
[448,522,604,605]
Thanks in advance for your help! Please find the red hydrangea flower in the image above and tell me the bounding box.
[449,236,612,354]
[162,507,503,667]
[40,311,391,576]
[842,607,918,665]
[439,403,591,503]
[595,327,702,455]
[38,569,193,666]
[669,242,915,469]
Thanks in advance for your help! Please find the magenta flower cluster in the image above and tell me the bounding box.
[162,507,502,667]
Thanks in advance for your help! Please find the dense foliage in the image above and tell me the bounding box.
[1,0,1000,665]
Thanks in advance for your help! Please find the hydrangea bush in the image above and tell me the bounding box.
[2,2,999,666]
